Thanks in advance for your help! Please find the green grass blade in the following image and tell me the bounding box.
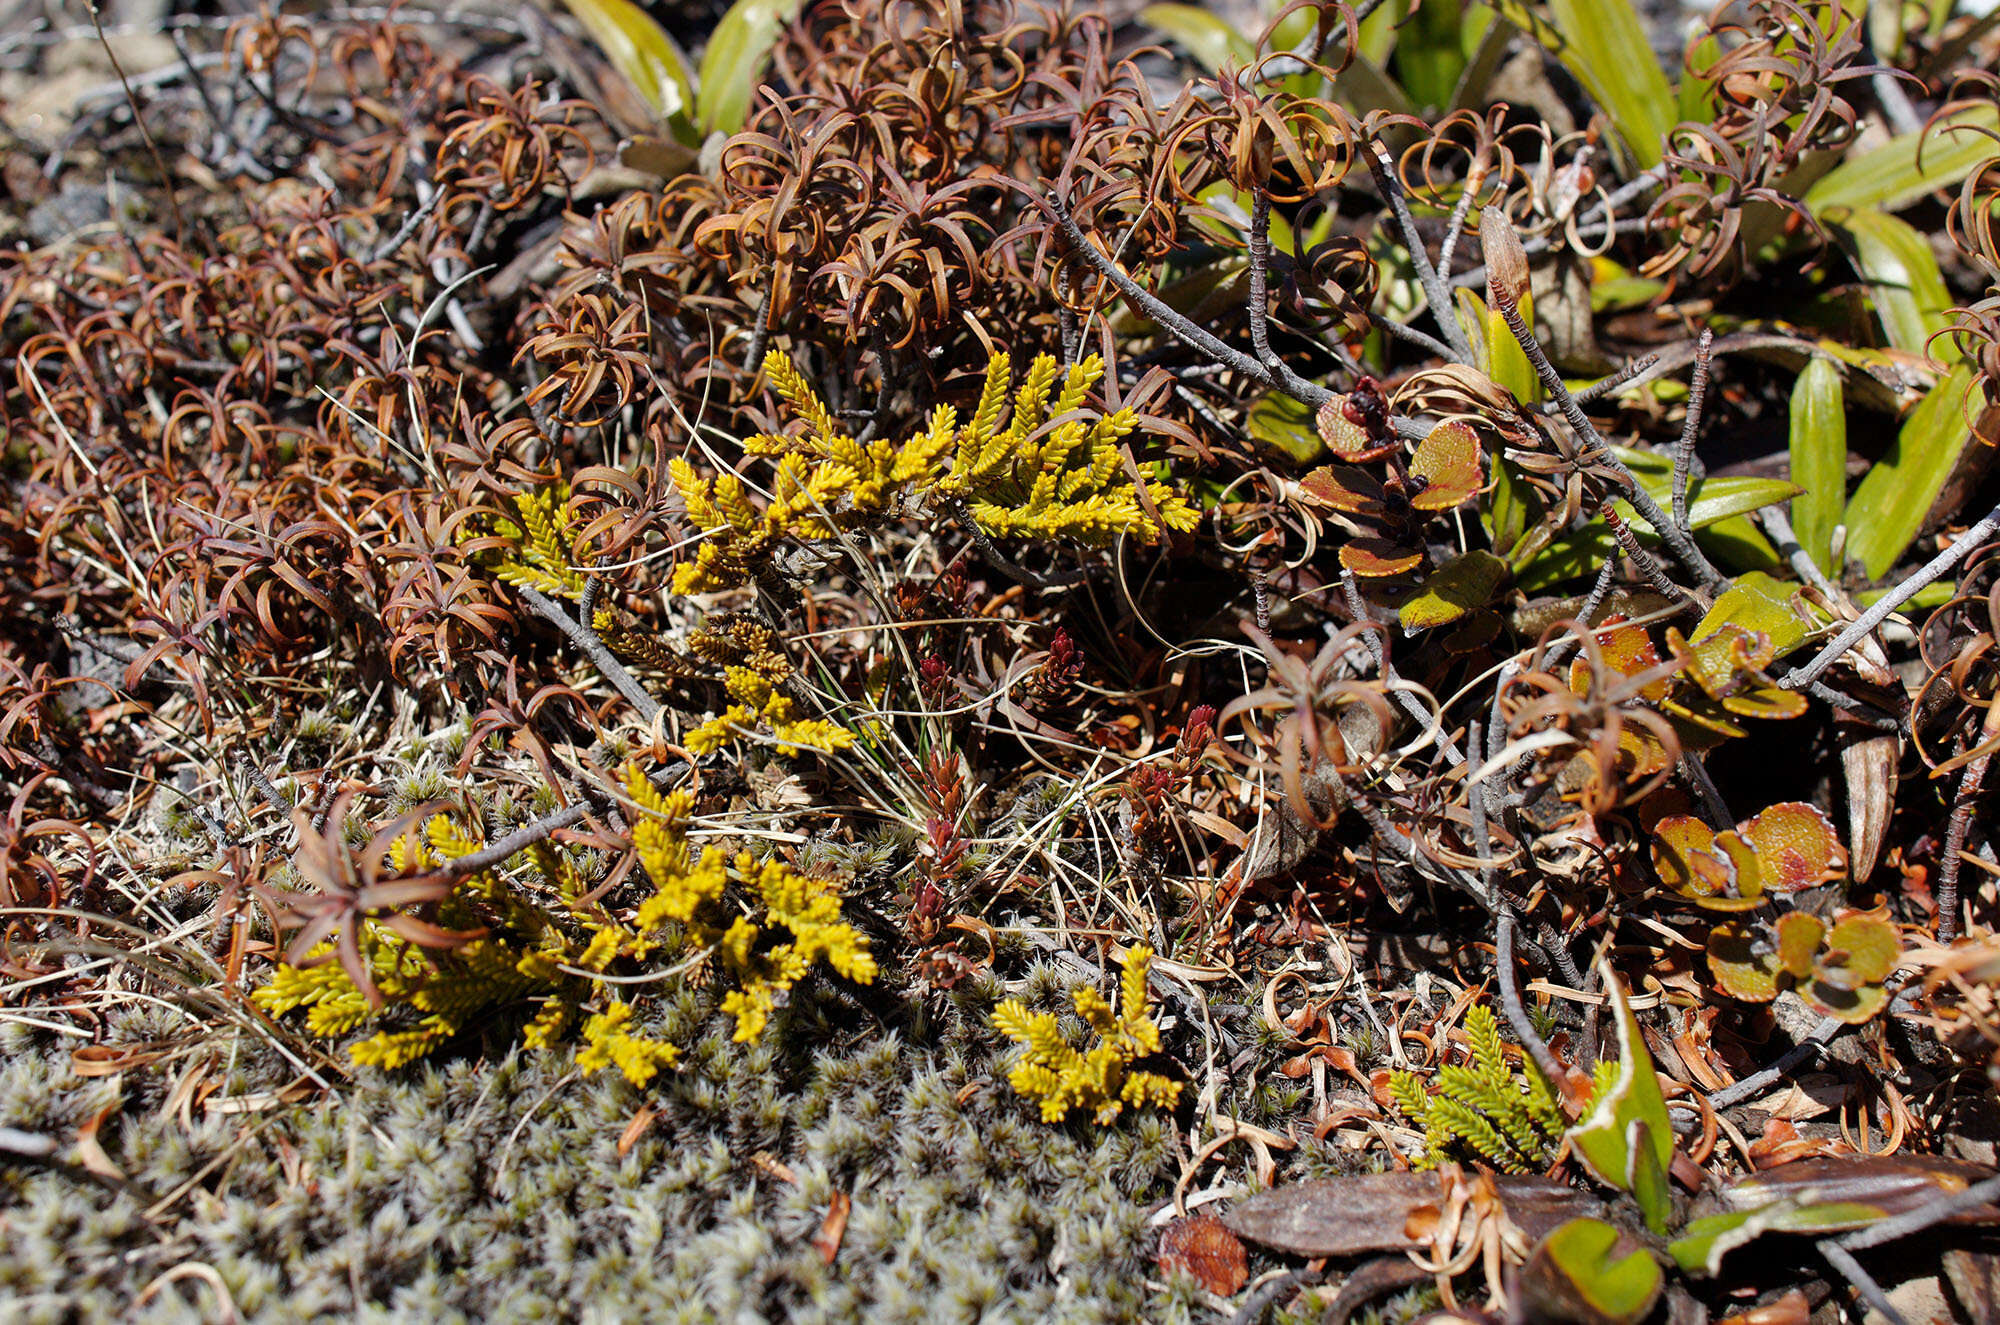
[1139,3,1254,73]
[1804,103,2000,213]
[1486,0,1677,169]
[696,0,802,135]
[1822,208,1953,356]
[557,0,696,127]
[1788,356,1847,577]
[1844,361,1978,580]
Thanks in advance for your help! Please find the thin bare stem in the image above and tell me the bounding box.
[1496,911,1569,1095]
[1046,195,1335,408]
[1494,296,1724,588]
[1248,190,1277,367]
[1365,141,1475,364]
[1568,354,1660,407]
[1816,1240,1907,1325]
[1781,500,2000,691]
[1671,329,1714,535]
[1936,706,1999,944]
[1837,1173,2000,1251]
[515,583,663,723]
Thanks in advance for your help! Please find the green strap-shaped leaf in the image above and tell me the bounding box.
[1844,360,1978,580]
[696,0,802,135]
[1788,356,1847,578]
[1139,3,1254,74]
[1823,207,1954,357]
[1804,103,2000,213]
[558,0,696,125]
[1566,965,1675,1233]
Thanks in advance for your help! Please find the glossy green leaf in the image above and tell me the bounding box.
[1246,392,1325,464]
[1845,360,1978,579]
[1566,965,1675,1233]
[1391,0,1479,110]
[1527,1217,1663,1325]
[1673,1197,1917,1276]
[1400,550,1508,632]
[557,0,695,125]
[1855,579,1956,611]
[1487,0,1677,169]
[1676,30,1722,124]
[1804,103,2000,213]
[1692,571,1823,656]
[1486,455,1544,562]
[1789,356,1848,577]
[696,0,801,134]
[1490,293,1539,404]
[1140,3,1254,73]
[1625,474,1803,537]
[1824,207,1954,356]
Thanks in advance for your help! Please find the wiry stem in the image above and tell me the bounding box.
[1816,1240,1907,1325]
[1781,500,2000,691]
[1365,141,1475,364]
[1247,190,1278,368]
[1494,295,1725,589]
[1671,328,1713,535]
[1936,704,1999,944]
[1045,195,1334,408]
[515,583,663,723]
[1496,911,1569,1098]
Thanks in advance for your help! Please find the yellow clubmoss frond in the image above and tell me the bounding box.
[763,349,844,445]
[1387,1002,1583,1173]
[994,945,1179,1125]
[349,1022,455,1070]
[770,717,855,755]
[475,484,589,599]
[577,1000,680,1086]
[522,995,575,1050]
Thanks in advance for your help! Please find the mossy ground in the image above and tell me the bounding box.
[0,984,1215,1323]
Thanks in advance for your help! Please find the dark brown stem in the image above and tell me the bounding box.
[1044,194,1335,408]
[1364,142,1475,364]
[1497,297,1724,589]
[1671,329,1714,535]
[515,583,663,723]
[1936,707,1999,944]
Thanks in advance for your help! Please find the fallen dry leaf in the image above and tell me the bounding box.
[812,1192,851,1265]
[1155,1215,1248,1295]
[617,1105,659,1157]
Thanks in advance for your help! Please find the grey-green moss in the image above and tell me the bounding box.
[0,988,1211,1323]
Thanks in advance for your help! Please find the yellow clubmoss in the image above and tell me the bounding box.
[992,945,1181,1125]
[671,348,1200,596]
[471,483,589,598]
[255,775,878,1086]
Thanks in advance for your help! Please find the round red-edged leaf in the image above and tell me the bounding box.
[1570,619,1669,700]
[1300,464,1385,514]
[1820,912,1900,985]
[1740,802,1845,891]
[1710,830,1767,907]
[1721,686,1810,721]
[1654,816,1722,892]
[1709,920,1781,1002]
[1803,978,1892,1025]
[1340,538,1424,577]
[1410,420,1484,510]
[1774,910,1826,979]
